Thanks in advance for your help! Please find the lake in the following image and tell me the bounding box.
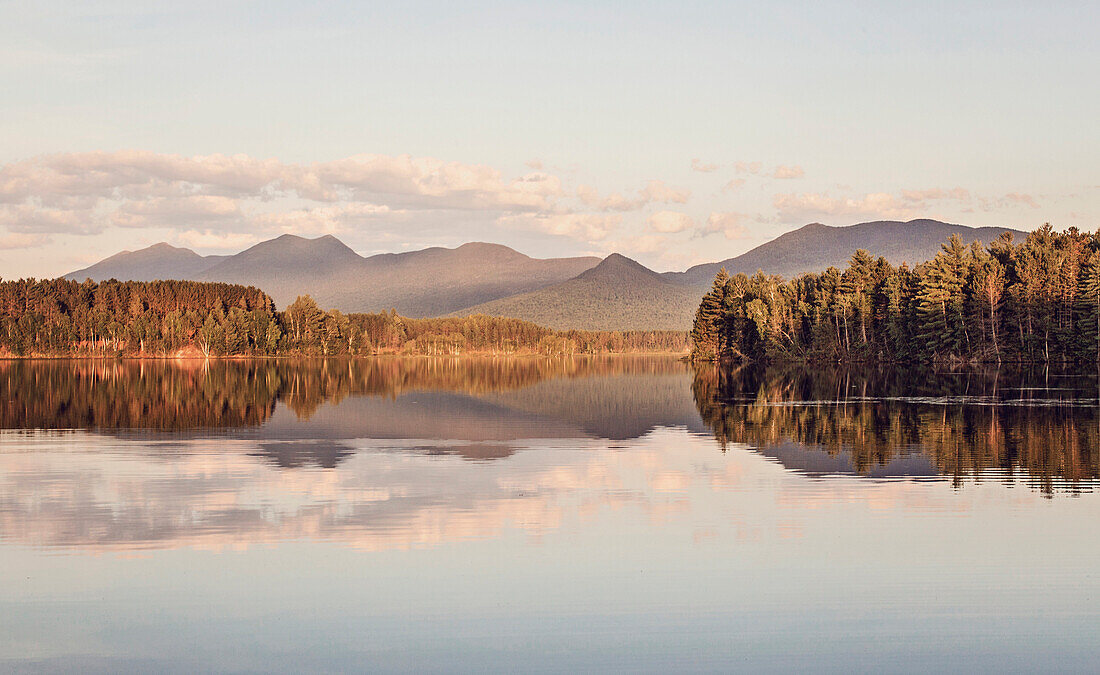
[2,357,1098,672]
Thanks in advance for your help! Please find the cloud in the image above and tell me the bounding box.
[0,203,101,235]
[175,230,261,251]
[0,232,51,250]
[901,187,970,202]
[111,195,242,228]
[1002,192,1039,208]
[577,179,690,212]
[722,178,746,193]
[639,179,690,204]
[698,212,748,240]
[249,203,397,236]
[502,213,621,241]
[773,186,981,223]
[734,161,763,175]
[647,210,694,233]
[691,158,718,173]
[598,233,669,256]
[773,192,917,222]
[2,151,668,248]
[772,165,804,179]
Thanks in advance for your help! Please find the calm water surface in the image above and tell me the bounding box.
[1,358,1098,672]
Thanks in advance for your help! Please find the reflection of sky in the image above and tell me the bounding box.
[3,376,1100,670]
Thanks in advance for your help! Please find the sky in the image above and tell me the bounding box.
[1,0,1097,277]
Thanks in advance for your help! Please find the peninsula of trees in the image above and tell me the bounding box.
[0,278,689,357]
[691,224,1100,364]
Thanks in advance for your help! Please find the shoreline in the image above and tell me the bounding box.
[1,351,691,361]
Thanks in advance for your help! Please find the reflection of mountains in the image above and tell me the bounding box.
[1,358,702,461]
[693,365,1100,494]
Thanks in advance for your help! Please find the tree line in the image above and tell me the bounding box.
[0,278,689,357]
[692,224,1100,363]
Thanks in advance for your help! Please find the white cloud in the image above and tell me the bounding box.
[501,213,621,241]
[577,179,690,212]
[639,179,690,204]
[901,187,970,202]
[698,212,748,240]
[249,203,396,235]
[734,161,763,175]
[772,165,805,179]
[0,232,51,250]
[691,158,718,173]
[773,192,917,222]
[647,210,694,233]
[0,203,101,235]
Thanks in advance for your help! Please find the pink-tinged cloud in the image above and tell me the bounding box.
[722,178,746,193]
[773,192,921,222]
[900,187,970,202]
[699,212,749,240]
[2,151,676,248]
[691,158,718,173]
[500,213,621,241]
[1002,192,1039,208]
[735,161,763,175]
[772,165,805,179]
[578,179,690,212]
[0,232,51,249]
[0,203,101,235]
[773,186,990,223]
[647,210,695,233]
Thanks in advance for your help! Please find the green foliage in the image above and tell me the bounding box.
[691,224,1100,364]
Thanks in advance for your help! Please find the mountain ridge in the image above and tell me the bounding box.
[671,218,1026,285]
[67,219,1033,329]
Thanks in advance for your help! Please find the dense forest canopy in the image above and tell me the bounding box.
[692,224,1100,363]
[0,278,689,357]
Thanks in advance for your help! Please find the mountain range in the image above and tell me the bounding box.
[67,219,1026,330]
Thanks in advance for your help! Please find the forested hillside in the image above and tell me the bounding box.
[691,224,1100,364]
[453,253,700,330]
[0,279,688,357]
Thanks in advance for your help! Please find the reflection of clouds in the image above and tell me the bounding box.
[0,426,1053,556]
[0,432,726,554]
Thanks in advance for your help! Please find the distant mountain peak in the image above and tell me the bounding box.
[453,241,529,261]
[577,253,663,281]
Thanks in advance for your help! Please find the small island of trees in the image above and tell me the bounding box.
[691,224,1100,364]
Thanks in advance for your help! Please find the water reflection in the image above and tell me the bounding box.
[4,358,1100,672]
[2,358,1099,556]
[0,357,707,553]
[692,364,1100,495]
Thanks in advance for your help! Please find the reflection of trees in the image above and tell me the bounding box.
[0,360,280,430]
[692,364,1100,495]
[0,357,688,430]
